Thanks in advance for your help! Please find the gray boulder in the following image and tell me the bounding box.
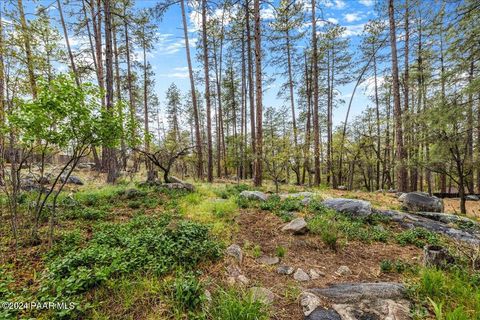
[20,178,41,191]
[322,198,372,217]
[282,218,308,235]
[122,188,145,199]
[161,182,194,192]
[402,192,443,212]
[60,175,84,185]
[466,195,480,201]
[239,190,268,201]
[305,309,341,320]
[308,282,405,304]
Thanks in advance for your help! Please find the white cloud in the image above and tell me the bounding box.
[359,0,374,6]
[327,17,339,24]
[155,33,187,55]
[343,23,366,37]
[361,75,385,96]
[260,7,275,20]
[323,0,346,9]
[344,13,361,22]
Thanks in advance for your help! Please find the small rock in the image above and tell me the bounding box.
[204,289,212,303]
[239,190,268,201]
[277,265,295,275]
[249,287,275,304]
[237,275,250,285]
[294,268,310,281]
[309,268,324,280]
[373,225,386,232]
[335,265,351,276]
[226,244,243,264]
[226,276,236,285]
[60,175,84,185]
[305,308,342,320]
[226,264,242,278]
[388,188,398,193]
[398,193,407,202]
[337,185,347,190]
[123,188,145,199]
[282,217,308,235]
[300,292,321,316]
[256,256,280,265]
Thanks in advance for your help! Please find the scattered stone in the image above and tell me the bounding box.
[308,282,406,304]
[309,268,324,280]
[300,292,321,316]
[466,195,480,201]
[239,190,268,201]
[373,225,386,233]
[423,244,454,268]
[388,188,398,193]
[294,268,310,281]
[322,198,372,217]
[287,192,315,199]
[402,192,443,212]
[168,176,184,184]
[337,185,347,190]
[398,193,407,202]
[282,217,308,235]
[256,256,280,265]
[335,265,351,276]
[226,244,243,264]
[60,175,84,185]
[226,264,242,278]
[249,287,275,304]
[414,211,477,225]
[204,289,212,303]
[305,308,341,320]
[237,275,250,285]
[277,265,295,275]
[226,276,236,285]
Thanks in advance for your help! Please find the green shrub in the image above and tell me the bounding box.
[165,271,205,314]
[40,216,222,318]
[279,197,302,212]
[275,245,286,258]
[127,200,142,209]
[235,196,250,209]
[211,288,269,320]
[259,195,280,211]
[396,228,440,248]
[380,259,393,273]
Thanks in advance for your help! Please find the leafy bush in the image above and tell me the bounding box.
[40,216,222,318]
[380,259,393,273]
[211,288,269,320]
[235,196,250,209]
[165,271,205,315]
[396,228,440,248]
[279,197,303,212]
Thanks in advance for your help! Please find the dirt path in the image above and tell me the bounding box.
[208,209,421,319]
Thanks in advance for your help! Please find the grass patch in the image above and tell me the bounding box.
[210,288,269,320]
[409,267,480,319]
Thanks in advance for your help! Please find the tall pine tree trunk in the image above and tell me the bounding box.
[388,0,408,192]
[253,0,262,186]
[311,0,320,186]
[180,0,203,180]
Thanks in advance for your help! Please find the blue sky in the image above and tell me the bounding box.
[12,0,379,128]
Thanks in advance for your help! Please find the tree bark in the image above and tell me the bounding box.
[57,0,79,86]
[388,0,408,192]
[180,0,203,180]
[202,0,213,183]
[253,0,263,186]
[311,0,320,186]
[17,0,37,97]
[246,0,256,180]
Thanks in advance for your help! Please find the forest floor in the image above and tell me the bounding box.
[1,168,479,319]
